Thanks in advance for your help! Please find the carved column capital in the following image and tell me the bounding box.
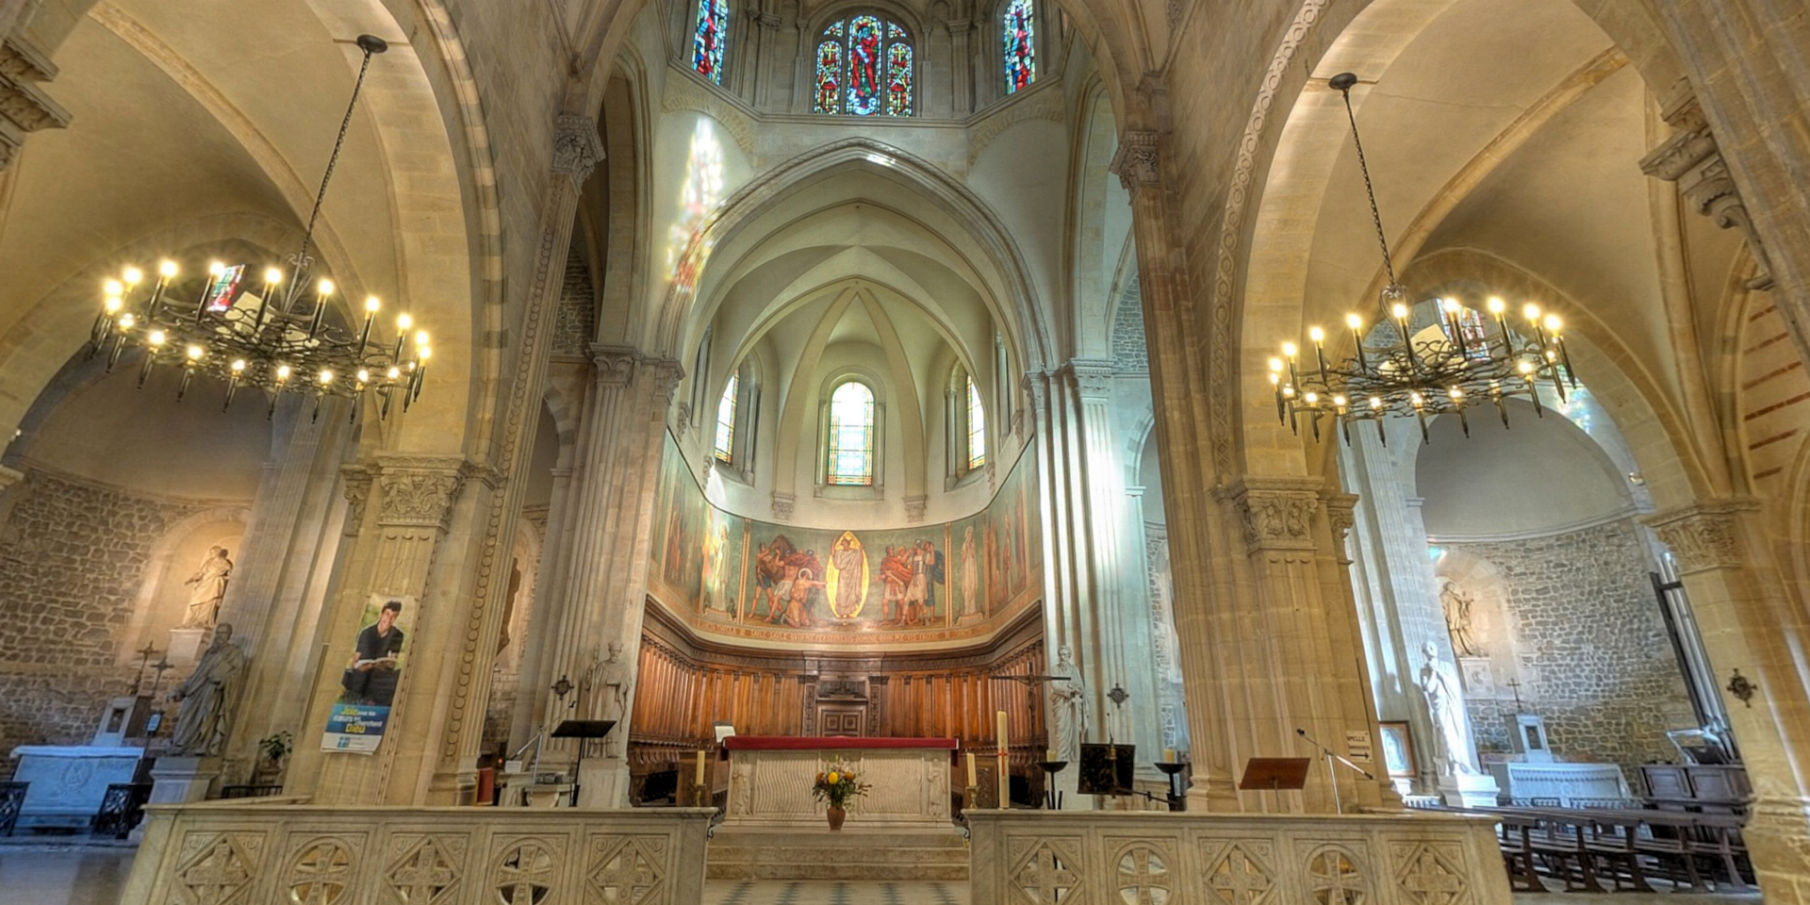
[647,358,685,410]
[1323,491,1359,565]
[0,37,69,172]
[1059,358,1115,401]
[551,113,605,187]
[1219,476,1324,553]
[590,344,637,387]
[1641,497,1761,574]
[340,464,375,536]
[1639,80,1773,290]
[770,491,795,520]
[1110,129,1162,195]
[373,455,471,531]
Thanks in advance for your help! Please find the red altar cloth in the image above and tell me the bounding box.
[724,736,958,751]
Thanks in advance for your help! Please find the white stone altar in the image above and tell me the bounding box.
[724,736,956,829]
[1496,761,1631,805]
[9,744,143,830]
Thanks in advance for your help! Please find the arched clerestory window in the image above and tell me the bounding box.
[825,380,877,484]
[1002,0,1035,94]
[966,375,987,470]
[714,373,739,462]
[693,0,730,84]
[813,14,913,116]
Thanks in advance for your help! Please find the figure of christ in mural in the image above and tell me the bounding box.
[829,532,866,619]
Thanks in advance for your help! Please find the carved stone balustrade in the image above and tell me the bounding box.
[119,800,712,905]
[967,809,1510,905]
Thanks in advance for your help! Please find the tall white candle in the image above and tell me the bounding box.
[966,752,977,786]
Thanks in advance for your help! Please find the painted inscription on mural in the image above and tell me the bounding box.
[647,435,1041,644]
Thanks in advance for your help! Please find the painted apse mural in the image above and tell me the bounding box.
[647,435,1041,647]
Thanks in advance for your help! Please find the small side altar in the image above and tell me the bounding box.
[10,745,143,831]
[723,736,956,829]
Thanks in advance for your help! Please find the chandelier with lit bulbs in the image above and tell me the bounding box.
[84,35,429,422]
[1265,73,1576,445]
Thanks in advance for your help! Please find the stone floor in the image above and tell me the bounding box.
[0,842,1767,905]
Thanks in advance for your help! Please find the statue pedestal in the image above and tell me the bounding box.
[1437,769,1500,808]
[149,755,222,805]
[576,756,630,808]
[167,627,208,666]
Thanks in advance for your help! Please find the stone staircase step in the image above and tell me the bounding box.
[706,826,970,880]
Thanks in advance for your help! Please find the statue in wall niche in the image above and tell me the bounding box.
[181,546,233,628]
[1439,580,1481,658]
[1418,641,1480,777]
[167,623,247,757]
[1048,645,1090,761]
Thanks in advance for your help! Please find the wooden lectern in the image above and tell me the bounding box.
[1239,757,1311,809]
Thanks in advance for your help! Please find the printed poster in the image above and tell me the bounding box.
[321,593,414,754]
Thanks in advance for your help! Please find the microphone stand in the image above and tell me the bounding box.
[1296,728,1375,815]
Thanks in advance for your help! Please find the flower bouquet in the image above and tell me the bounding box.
[811,763,871,830]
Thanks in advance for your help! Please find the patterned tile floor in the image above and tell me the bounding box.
[0,841,1767,905]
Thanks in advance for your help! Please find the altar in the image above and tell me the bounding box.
[723,736,957,829]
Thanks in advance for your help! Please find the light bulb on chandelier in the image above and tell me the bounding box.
[81,34,427,425]
[1265,73,1577,446]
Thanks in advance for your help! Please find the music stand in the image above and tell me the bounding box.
[551,719,616,807]
[1239,757,1311,811]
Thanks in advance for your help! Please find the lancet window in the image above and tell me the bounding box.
[693,0,729,84]
[1002,0,1035,94]
[813,15,913,116]
[826,381,877,484]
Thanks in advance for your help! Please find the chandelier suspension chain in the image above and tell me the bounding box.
[291,42,381,299]
[1336,78,1398,289]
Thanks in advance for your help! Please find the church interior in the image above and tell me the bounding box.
[0,0,1805,902]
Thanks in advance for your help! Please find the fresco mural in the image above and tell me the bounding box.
[646,434,1041,646]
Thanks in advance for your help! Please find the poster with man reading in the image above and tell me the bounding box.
[321,594,414,754]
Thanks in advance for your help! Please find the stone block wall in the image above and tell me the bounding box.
[0,468,202,767]
[1442,519,1694,780]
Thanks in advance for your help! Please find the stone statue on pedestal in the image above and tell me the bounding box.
[585,641,631,755]
[1047,645,1089,761]
[1439,580,1481,658]
[181,546,233,628]
[1417,640,1479,776]
[167,623,247,757]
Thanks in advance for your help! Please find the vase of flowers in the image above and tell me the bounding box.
[811,764,870,831]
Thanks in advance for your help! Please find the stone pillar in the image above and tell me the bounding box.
[291,113,604,806]
[1109,128,1240,810]
[1644,499,1810,900]
[1339,427,1479,800]
[300,454,474,806]
[216,400,355,778]
[0,36,69,171]
[1213,477,1392,814]
[535,345,682,806]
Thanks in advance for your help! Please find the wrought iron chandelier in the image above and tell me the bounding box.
[85,35,429,422]
[1266,72,1576,445]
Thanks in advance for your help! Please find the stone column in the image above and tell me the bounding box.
[1109,128,1240,810]
[216,399,356,778]
[1339,426,1484,802]
[1212,477,1392,814]
[535,345,682,806]
[1644,499,1810,900]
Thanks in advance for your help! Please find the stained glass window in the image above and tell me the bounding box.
[692,0,729,84]
[815,15,912,117]
[714,374,738,462]
[966,376,987,470]
[1003,0,1034,94]
[827,381,876,485]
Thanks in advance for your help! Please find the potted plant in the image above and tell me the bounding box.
[255,730,293,782]
[811,763,870,830]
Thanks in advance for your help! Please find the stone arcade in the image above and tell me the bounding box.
[0,0,1807,902]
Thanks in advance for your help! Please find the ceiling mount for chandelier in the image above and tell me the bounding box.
[1266,72,1576,446]
[84,34,430,423]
